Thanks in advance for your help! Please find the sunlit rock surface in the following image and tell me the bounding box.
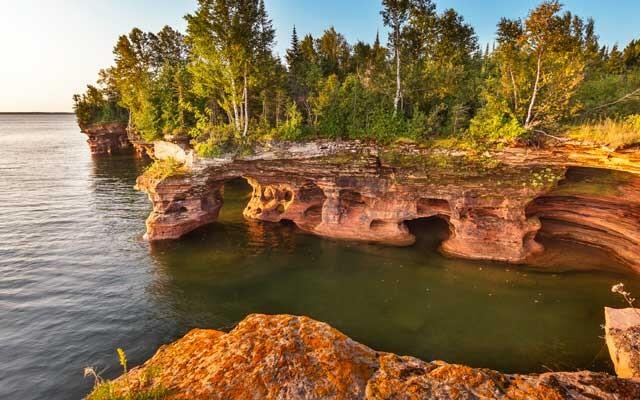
[80,123,131,155]
[93,314,640,400]
[135,141,640,272]
[605,307,640,379]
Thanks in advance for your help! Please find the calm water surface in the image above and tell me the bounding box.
[1,114,639,399]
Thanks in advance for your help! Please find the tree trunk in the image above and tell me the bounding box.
[230,75,241,133]
[509,67,519,114]
[178,78,185,130]
[262,91,267,126]
[275,91,281,127]
[525,52,542,129]
[243,67,249,138]
[393,26,402,116]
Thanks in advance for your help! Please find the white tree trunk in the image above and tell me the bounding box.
[509,68,519,113]
[525,52,542,129]
[393,26,402,115]
[243,69,249,138]
[230,76,241,133]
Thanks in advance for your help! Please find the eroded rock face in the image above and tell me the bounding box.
[136,173,223,240]
[91,314,640,400]
[80,123,131,155]
[528,168,640,272]
[136,141,640,269]
[605,307,640,379]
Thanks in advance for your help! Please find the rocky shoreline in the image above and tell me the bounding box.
[135,140,640,273]
[75,138,640,398]
[90,313,640,400]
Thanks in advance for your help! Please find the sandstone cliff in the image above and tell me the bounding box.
[136,141,640,273]
[80,123,132,155]
[90,314,640,400]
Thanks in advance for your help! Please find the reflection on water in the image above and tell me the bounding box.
[1,115,639,400]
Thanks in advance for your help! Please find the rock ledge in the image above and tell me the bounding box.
[92,314,640,400]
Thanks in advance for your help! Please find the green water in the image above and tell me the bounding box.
[149,179,638,374]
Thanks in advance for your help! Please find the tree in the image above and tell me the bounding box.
[381,0,411,114]
[607,45,625,74]
[491,1,586,131]
[316,27,351,77]
[623,39,640,70]
[186,0,276,138]
[286,26,304,102]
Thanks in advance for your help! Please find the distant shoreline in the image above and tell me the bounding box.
[0,112,73,115]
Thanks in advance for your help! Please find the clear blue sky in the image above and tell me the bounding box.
[0,0,638,112]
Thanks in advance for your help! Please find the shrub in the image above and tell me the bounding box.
[468,96,527,145]
[277,101,305,140]
[368,109,408,144]
[193,124,239,158]
[142,158,187,180]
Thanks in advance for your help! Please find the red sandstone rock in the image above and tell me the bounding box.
[136,174,224,240]
[527,169,640,272]
[135,141,640,271]
[90,314,640,400]
[80,123,131,155]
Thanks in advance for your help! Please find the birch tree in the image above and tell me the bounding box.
[186,0,275,138]
[381,0,410,115]
[493,1,585,131]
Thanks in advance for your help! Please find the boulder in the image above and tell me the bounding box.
[91,314,640,400]
[605,307,640,378]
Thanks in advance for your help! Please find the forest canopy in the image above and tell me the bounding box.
[74,0,640,153]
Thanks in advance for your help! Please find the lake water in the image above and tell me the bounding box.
[1,114,638,399]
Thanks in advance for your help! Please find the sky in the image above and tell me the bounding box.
[0,0,638,112]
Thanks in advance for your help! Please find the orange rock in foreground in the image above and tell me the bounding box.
[92,314,640,400]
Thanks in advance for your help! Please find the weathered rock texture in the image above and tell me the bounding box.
[605,307,640,379]
[136,141,640,271]
[92,314,640,400]
[127,128,154,157]
[80,123,131,155]
[527,168,640,269]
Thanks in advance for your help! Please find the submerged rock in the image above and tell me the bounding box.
[93,314,640,400]
[605,307,640,379]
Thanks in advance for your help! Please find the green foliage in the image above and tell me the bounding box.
[85,350,170,400]
[88,381,169,400]
[73,85,128,128]
[575,70,640,119]
[469,95,527,145]
[78,0,640,151]
[142,158,188,180]
[193,124,256,157]
[277,101,305,140]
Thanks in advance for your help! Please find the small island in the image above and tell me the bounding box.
[73,0,640,398]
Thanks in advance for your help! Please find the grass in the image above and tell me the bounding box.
[85,350,170,400]
[88,382,169,400]
[568,114,640,149]
[142,158,188,180]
